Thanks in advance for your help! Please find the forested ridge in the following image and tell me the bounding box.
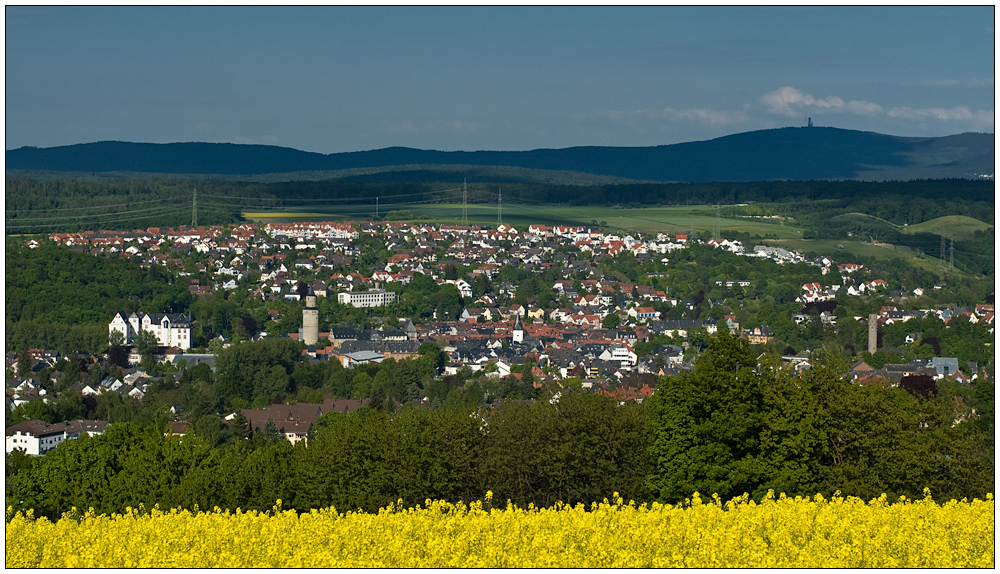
[6,128,993,181]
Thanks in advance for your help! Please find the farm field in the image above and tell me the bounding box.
[244,203,804,239]
[6,494,993,568]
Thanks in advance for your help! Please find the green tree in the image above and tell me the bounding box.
[478,393,650,508]
[16,346,31,377]
[213,338,303,407]
[646,332,768,503]
[135,330,161,371]
[6,422,212,519]
[108,329,125,348]
[602,314,620,329]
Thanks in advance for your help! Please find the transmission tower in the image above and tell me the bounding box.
[462,178,468,226]
[497,187,502,226]
[940,235,946,263]
[192,186,197,227]
[950,238,955,268]
[376,196,379,220]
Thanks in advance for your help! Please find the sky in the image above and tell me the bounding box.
[5,6,995,153]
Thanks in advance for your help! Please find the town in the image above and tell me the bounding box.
[7,217,992,455]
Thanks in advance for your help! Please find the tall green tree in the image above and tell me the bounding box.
[646,331,767,503]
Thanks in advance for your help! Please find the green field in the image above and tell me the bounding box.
[244,203,804,239]
[901,215,993,239]
[829,212,993,241]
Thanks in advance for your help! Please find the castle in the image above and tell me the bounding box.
[109,312,193,350]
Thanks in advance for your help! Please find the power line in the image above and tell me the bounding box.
[4,206,194,230]
[5,195,190,213]
[5,201,197,223]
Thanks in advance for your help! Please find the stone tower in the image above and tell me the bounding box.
[303,285,319,346]
[868,313,878,355]
[512,313,524,344]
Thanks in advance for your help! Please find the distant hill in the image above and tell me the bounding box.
[6,127,993,182]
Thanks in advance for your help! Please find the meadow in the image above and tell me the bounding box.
[244,202,804,239]
[6,492,992,568]
[901,214,994,239]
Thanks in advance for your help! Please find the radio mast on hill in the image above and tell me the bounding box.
[192,186,197,227]
[497,187,503,226]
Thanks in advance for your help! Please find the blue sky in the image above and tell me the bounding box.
[5,6,994,153]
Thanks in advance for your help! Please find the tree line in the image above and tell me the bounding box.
[7,333,993,520]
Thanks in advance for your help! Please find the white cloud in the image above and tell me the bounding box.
[889,106,974,121]
[759,86,994,130]
[888,106,994,131]
[761,86,883,117]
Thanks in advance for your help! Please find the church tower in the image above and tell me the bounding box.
[303,285,319,346]
[512,313,524,344]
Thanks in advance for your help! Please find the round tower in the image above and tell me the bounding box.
[303,285,319,346]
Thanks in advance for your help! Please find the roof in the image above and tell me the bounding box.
[64,419,110,434]
[6,419,65,437]
[346,350,385,362]
[6,419,109,438]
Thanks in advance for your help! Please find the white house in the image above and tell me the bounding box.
[6,419,109,456]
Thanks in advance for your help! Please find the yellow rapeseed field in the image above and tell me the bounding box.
[6,491,993,568]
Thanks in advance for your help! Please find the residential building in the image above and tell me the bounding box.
[337,289,397,308]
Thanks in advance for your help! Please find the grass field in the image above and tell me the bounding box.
[244,203,804,239]
[829,213,993,241]
[901,215,993,239]
[243,212,330,219]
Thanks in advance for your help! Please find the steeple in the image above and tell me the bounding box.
[512,313,524,343]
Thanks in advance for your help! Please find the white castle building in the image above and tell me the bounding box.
[109,312,193,350]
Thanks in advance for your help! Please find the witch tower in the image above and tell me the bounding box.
[303,285,319,346]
